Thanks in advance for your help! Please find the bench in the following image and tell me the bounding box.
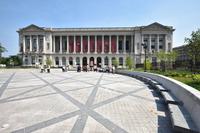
[149,80,160,87]
[155,84,169,92]
[161,91,181,105]
[168,104,199,133]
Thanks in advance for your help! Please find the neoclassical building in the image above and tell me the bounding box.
[17,22,174,68]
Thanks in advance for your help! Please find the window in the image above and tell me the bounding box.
[55,57,59,65]
[104,57,108,66]
[47,43,50,50]
[151,45,155,49]
[126,41,130,52]
[119,57,123,66]
[118,40,123,51]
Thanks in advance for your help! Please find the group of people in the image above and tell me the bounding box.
[40,65,50,73]
[76,65,116,73]
[39,64,116,74]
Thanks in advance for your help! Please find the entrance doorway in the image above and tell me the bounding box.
[82,57,87,66]
[69,57,73,66]
[97,57,101,67]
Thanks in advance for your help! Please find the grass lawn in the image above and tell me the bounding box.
[133,69,200,91]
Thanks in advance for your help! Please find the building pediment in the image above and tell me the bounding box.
[19,24,45,32]
[142,22,174,31]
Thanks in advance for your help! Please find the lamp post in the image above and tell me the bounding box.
[141,43,147,72]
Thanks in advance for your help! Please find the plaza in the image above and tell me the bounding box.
[0,69,172,133]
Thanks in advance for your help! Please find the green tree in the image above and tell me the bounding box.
[166,51,178,69]
[185,29,200,70]
[10,56,22,66]
[146,59,152,70]
[156,50,168,71]
[112,58,119,68]
[0,43,7,57]
[125,56,133,69]
[46,58,52,67]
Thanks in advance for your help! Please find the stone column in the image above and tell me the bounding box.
[102,57,104,68]
[67,36,69,53]
[87,57,89,66]
[43,35,46,53]
[116,35,119,54]
[81,35,83,53]
[123,57,126,68]
[141,34,144,53]
[109,57,112,67]
[80,57,82,67]
[102,35,104,54]
[157,34,159,52]
[149,34,152,54]
[60,36,62,53]
[95,35,97,54]
[23,36,26,53]
[30,35,32,52]
[131,35,134,54]
[73,36,76,54]
[88,36,90,54]
[94,57,97,65]
[123,35,126,54]
[165,34,168,53]
[73,57,76,67]
[109,35,112,54]
[53,36,55,53]
[59,57,62,66]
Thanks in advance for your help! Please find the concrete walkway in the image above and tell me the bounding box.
[0,69,172,133]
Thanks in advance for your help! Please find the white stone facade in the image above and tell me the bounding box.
[17,22,174,68]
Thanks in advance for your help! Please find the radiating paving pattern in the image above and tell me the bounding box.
[0,69,172,133]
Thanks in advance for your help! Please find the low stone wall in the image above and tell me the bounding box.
[116,70,200,130]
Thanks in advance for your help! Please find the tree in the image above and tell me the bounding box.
[125,56,133,69]
[156,50,168,71]
[10,56,22,66]
[166,51,178,69]
[112,58,119,68]
[185,29,200,70]
[0,43,7,57]
[146,59,152,70]
[46,58,52,67]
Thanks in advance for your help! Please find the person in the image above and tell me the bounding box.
[62,66,65,72]
[94,65,97,72]
[40,65,44,73]
[77,65,81,72]
[47,65,50,73]
[112,65,115,74]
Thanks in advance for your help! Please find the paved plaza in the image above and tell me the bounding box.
[0,69,172,133]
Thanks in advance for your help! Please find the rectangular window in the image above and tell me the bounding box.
[47,43,50,50]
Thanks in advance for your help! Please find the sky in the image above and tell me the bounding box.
[0,0,200,57]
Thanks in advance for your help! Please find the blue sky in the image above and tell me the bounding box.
[0,0,200,56]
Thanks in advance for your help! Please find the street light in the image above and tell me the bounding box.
[141,43,147,72]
